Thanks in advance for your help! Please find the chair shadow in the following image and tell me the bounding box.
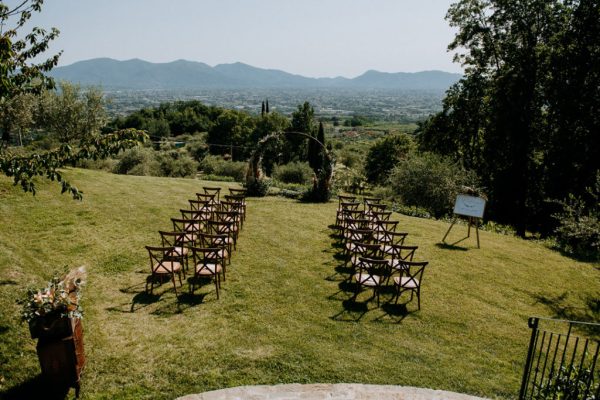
[435,242,469,251]
[330,298,370,322]
[1,375,71,400]
[377,302,410,323]
[0,279,17,286]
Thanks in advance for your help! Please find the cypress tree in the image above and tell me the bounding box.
[266,99,270,114]
[261,101,265,116]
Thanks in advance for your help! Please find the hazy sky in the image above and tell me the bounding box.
[11,0,462,78]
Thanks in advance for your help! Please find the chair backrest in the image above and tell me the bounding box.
[225,194,246,205]
[346,228,373,243]
[386,245,418,262]
[352,241,382,259]
[366,203,387,214]
[158,231,190,247]
[196,193,216,204]
[220,201,243,214]
[370,211,392,222]
[203,186,221,203]
[338,195,357,208]
[372,220,399,233]
[198,232,229,249]
[190,246,223,269]
[189,199,213,213]
[363,197,382,207]
[375,230,407,246]
[208,220,236,236]
[344,217,371,231]
[398,261,429,288]
[145,246,177,273]
[358,257,391,281]
[213,211,240,227]
[171,218,201,237]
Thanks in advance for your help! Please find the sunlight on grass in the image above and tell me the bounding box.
[0,168,598,399]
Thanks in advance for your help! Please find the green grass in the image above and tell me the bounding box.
[0,168,598,399]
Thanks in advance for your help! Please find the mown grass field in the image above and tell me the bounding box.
[0,168,598,399]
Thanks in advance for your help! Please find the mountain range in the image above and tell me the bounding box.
[48,58,462,91]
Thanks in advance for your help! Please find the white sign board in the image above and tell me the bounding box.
[453,195,486,218]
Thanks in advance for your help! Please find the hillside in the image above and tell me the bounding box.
[48,58,462,90]
[0,169,597,399]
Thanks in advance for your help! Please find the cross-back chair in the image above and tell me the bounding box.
[198,232,231,265]
[158,230,191,275]
[145,246,184,296]
[393,261,429,310]
[189,247,225,299]
[353,256,391,306]
[202,186,221,204]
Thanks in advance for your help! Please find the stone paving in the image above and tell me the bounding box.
[177,383,488,400]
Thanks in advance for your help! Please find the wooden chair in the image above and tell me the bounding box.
[229,188,247,196]
[384,245,418,273]
[372,220,399,240]
[198,232,231,266]
[345,241,382,273]
[202,186,221,204]
[196,193,217,206]
[208,220,237,250]
[353,257,391,306]
[145,246,183,296]
[158,231,191,275]
[171,218,201,242]
[224,194,246,223]
[221,201,244,228]
[393,261,429,310]
[377,230,409,256]
[189,247,225,299]
[335,201,361,229]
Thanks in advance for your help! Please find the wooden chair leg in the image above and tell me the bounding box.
[171,275,178,297]
[215,275,220,299]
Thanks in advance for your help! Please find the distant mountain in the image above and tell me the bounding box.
[49,58,462,90]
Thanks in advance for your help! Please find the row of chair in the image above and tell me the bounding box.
[333,195,429,309]
[145,186,247,299]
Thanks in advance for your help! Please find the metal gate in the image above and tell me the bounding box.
[519,317,599,399]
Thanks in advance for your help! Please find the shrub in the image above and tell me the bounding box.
[364,133,414,184]
[389,152,481,218]
[272,162,313,184]
[245,178,271,197]
[553,174,600,260]
[201,155,247,182]
[113,147,158,175]
[77,157,118,172]
[156,150,198,178]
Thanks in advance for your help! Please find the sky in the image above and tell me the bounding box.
[7,0,462,78]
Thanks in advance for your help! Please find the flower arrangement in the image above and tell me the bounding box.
[21,266,87,324]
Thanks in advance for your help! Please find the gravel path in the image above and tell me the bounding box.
[176,383,488,400]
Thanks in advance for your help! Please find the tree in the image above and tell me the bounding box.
[0,93,36,145]
[286,101,315,162]
[206,109,254,161]
[0,0,145,199]
[418,0,600,236]
[38,82,107,143]
[364,133,414,184]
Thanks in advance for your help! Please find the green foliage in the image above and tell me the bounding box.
[37,81,108,143]
[389,152,481,219]
[364,133,414,184]
[113,146,159,176]
[419,0,600,236]
[200,155,247,182]
[244,177,271,197]
[333,167,367,195]
[553,175,600,261]
[273,161,313,184]
[534,362,599,400]
[206,109,255,160]
[0,1,60,106]
[286,101,315,162]
[155,148,198,178]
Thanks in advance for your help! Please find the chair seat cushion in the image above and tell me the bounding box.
[153,261,182,274]
[394,276,419,288]
[354,273,381,286]
[195,263,222,275]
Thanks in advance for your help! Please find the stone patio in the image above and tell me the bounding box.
[177,383,488,400]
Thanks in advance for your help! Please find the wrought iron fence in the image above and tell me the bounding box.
[520,317,599,400]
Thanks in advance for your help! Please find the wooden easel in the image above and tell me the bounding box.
[442,215,481,248]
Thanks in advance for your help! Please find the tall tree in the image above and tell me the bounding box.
[0,0,145,199]
[418,0,599,236]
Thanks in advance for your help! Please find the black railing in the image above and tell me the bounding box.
[520,317,600,400]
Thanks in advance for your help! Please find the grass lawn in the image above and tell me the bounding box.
[0,168,598,399]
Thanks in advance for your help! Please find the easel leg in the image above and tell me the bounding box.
[467,217,472,238]
[476,222,480,248]
[442,217,457,243]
